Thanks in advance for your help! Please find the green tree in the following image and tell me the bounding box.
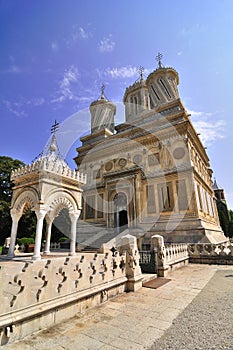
[0,156,37,245]
[0,156,24,202]
[228,210,233,238]
[216,199,231,237]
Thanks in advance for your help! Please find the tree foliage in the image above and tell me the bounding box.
[216,200,233,238]
[0,156,26,244]
[0,156,38,245]
[0,156,24,202]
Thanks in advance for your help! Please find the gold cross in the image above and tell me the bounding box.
[156,52,163,68]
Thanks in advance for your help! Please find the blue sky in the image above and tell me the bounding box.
[0,0,233,208]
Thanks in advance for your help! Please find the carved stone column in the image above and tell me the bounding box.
[119,234,143,292]
[151,234,168,277]
[7,210,21,258]
[33,209,47,260]
[44,216,53,254]
[69,212,80,256]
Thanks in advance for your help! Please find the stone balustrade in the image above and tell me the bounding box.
[0,235,143,345]
[11,160,86,184]
[164,243,189,265]
[188,241,233,264]
[151,235,189,277]
[41,242,61,250]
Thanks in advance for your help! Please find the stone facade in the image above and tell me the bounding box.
[74,58,226,245]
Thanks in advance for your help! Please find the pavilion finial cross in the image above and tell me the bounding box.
[101,83,106,99]
[139,65,144,80]
[51,120,59,134]
[156,52,163,68]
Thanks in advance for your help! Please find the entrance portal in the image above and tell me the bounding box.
[119,209,128,228]
[114,193,128,232]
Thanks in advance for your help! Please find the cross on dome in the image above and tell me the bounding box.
[50,120,59,153]
[139,65,144,81]
[156,52,163,68]
[51,120,59,135]
[100,83,106,100]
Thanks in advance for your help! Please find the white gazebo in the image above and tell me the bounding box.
[7,124,86,260]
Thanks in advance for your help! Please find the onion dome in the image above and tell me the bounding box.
[123,66,150,121]
[90,84,116,134]
[147,53,180,109]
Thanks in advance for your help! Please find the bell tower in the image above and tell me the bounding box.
[123,66,150,122]
[147,53,180,109]
[90,84,116,134]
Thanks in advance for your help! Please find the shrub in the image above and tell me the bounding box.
[58,236,68,243]
[18,237,35,246]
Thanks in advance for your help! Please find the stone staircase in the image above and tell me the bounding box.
[76,220,116,251]
[80,229,117,251]
[76,221,145,252]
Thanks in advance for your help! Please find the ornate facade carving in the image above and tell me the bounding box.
[75,56,226,244]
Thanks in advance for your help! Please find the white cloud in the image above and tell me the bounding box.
[9,65,22,73]
[101,66,138,79]
[29,97,46,106]
[5,56,22,74]
[98,35,115,53]
[187,109,213,118]
[52,66,79,103]
[189,109,225,146]
[97,66,152,80]
[2,97,45,117]
[66,25,93,47]
[192,120,225,145]
[79,27,89,39]
[51,41,59,51]
[3,100,26,117]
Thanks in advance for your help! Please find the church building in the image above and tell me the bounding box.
[74,55,226,246]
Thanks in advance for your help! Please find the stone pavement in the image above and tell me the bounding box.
[2,264,231,350]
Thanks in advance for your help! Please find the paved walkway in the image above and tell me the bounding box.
[2,264,232,350]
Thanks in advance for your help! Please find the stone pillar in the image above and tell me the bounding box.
[7,210,21,258]
[119,234,143,292]
[33,210,46,260]
[172,180,178,213]
[151,234,168,277]
[44,217,53,254]
[69,212,80,256]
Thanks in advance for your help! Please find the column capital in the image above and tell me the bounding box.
[69,211,80,223]
[10,209,21,222]
[45,215,53,225]
[35,209,47,220]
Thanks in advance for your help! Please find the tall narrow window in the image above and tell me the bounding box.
[176,180,188,211]
[159,78,171,98]
[151,85,160,100]
[210,197,215,217]
[85,195,95,219]
[197,184,203,211]
[158,182,174,212]
[97,193,104,218]
[205,192,210,215]
[133,96,138,114]
[146,184,156,213]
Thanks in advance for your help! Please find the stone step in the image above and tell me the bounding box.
[142,273,158,283]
